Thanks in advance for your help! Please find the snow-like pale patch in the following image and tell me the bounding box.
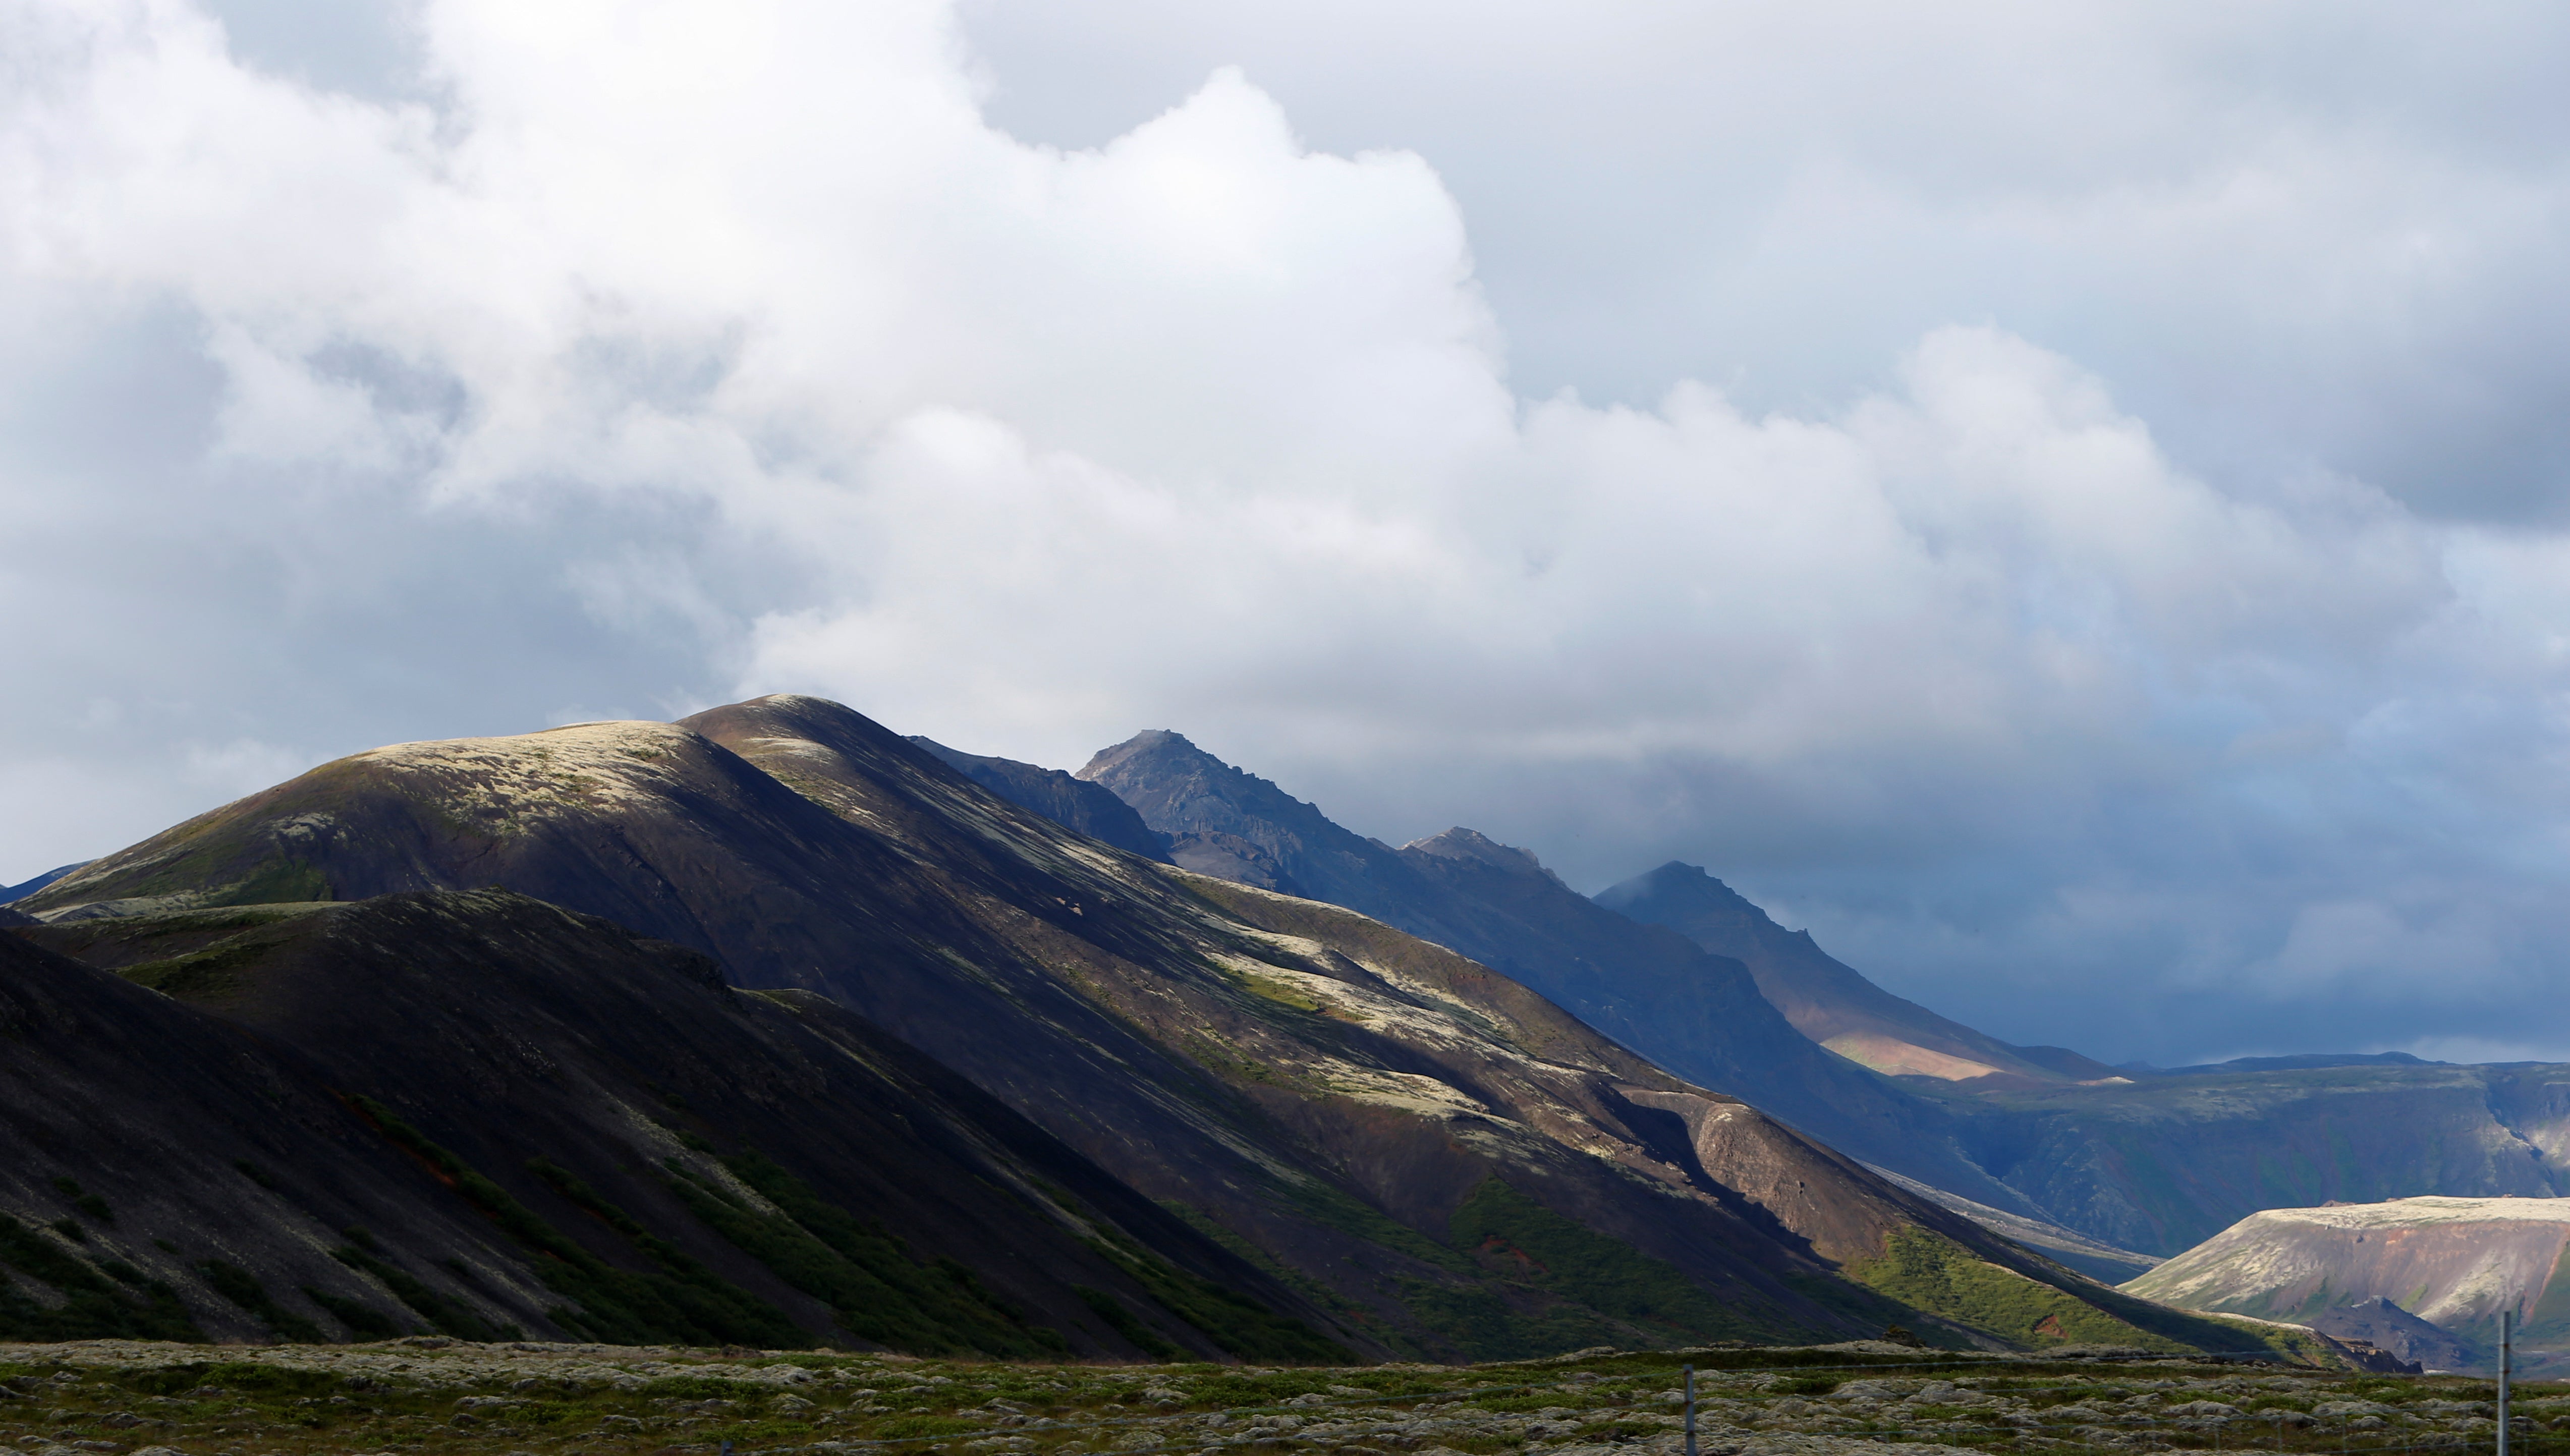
[351,720,703,824]
[2242,1196,2570,1229]
[2128,1194,2570,1327]
[1820,1031,2007,1082]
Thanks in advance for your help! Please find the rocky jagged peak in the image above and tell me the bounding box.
[1398,828,1567,888]
[1079,731,1339,840]
[1077,729,1218,785]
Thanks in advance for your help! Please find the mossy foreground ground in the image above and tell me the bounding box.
[2,1338,2561,1456]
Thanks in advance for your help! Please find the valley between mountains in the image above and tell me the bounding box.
[0,694,2557,1373]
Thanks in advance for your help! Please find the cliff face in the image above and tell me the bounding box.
[2126,1196,2570,1359]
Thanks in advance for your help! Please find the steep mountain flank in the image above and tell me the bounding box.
[0,705,1854,1354]
[1862,1166,2162,1285]
[2126,1197,2570,1361]
[1163,878,2283,1360]
[908,738,1171,862]
[13,697,2277,1357]
[1079,730,2570,1279]
[1077,732,2033,1214]
[5,891,1259,1354]
[1595,863,2122,1087]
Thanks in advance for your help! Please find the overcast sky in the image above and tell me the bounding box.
[7,0,2569,1066]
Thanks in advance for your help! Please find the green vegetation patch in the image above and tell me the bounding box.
[346,1094,809,1348]
[198,1257,325,1341]
[115,937,275,1000]
[50,1177,113,1225]
[1849,1226,2180,1351]
[206,855,334,907]
[329,1230,506,1341]
[665,1148,1061,1358]
[1080,1222,1351,1364]
[0,1213,203,1342]
[299,1282,401,1338]
[1074,1284,1180,1359]
[1438,1178,1769,1346]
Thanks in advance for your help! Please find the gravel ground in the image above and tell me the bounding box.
[1,1337,2554,1456]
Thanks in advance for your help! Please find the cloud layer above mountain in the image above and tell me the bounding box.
[5,0,2568,1064]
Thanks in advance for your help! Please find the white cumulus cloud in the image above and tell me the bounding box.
[3,0,2568,1065]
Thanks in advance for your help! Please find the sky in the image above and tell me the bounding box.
[5,0,2570,1066]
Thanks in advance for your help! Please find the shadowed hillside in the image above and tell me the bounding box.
[12,696,2287,1358]
[4,891,1292,1355]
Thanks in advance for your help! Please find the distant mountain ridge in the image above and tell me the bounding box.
[1596,862,2125,1087]
[1053,728,2570,1261]
[1,861,85,904]
[1076,729,2044,1215]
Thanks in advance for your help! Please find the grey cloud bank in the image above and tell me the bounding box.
[4,0,2567,1069]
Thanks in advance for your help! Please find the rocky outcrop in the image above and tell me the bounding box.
[2305,1296,2474,1371]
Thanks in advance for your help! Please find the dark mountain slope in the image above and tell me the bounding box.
[17,705,1874,1355]
[1077,732,2033,1214]
[18,696,2282,1357]
[1595,862,2122,1086]
[908,737,1171,862]
[6,890,1259,1354]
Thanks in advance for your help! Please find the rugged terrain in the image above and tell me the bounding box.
[1049,730,2570,1266]
[2128,1197,2570,1364]
[8,696,2274,1357]
[1075,734,2032,1216]
[1,1336,2519,1456]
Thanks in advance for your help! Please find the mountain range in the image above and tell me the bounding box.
[1050,729,2570,1265]
[6,695,2300,1360]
